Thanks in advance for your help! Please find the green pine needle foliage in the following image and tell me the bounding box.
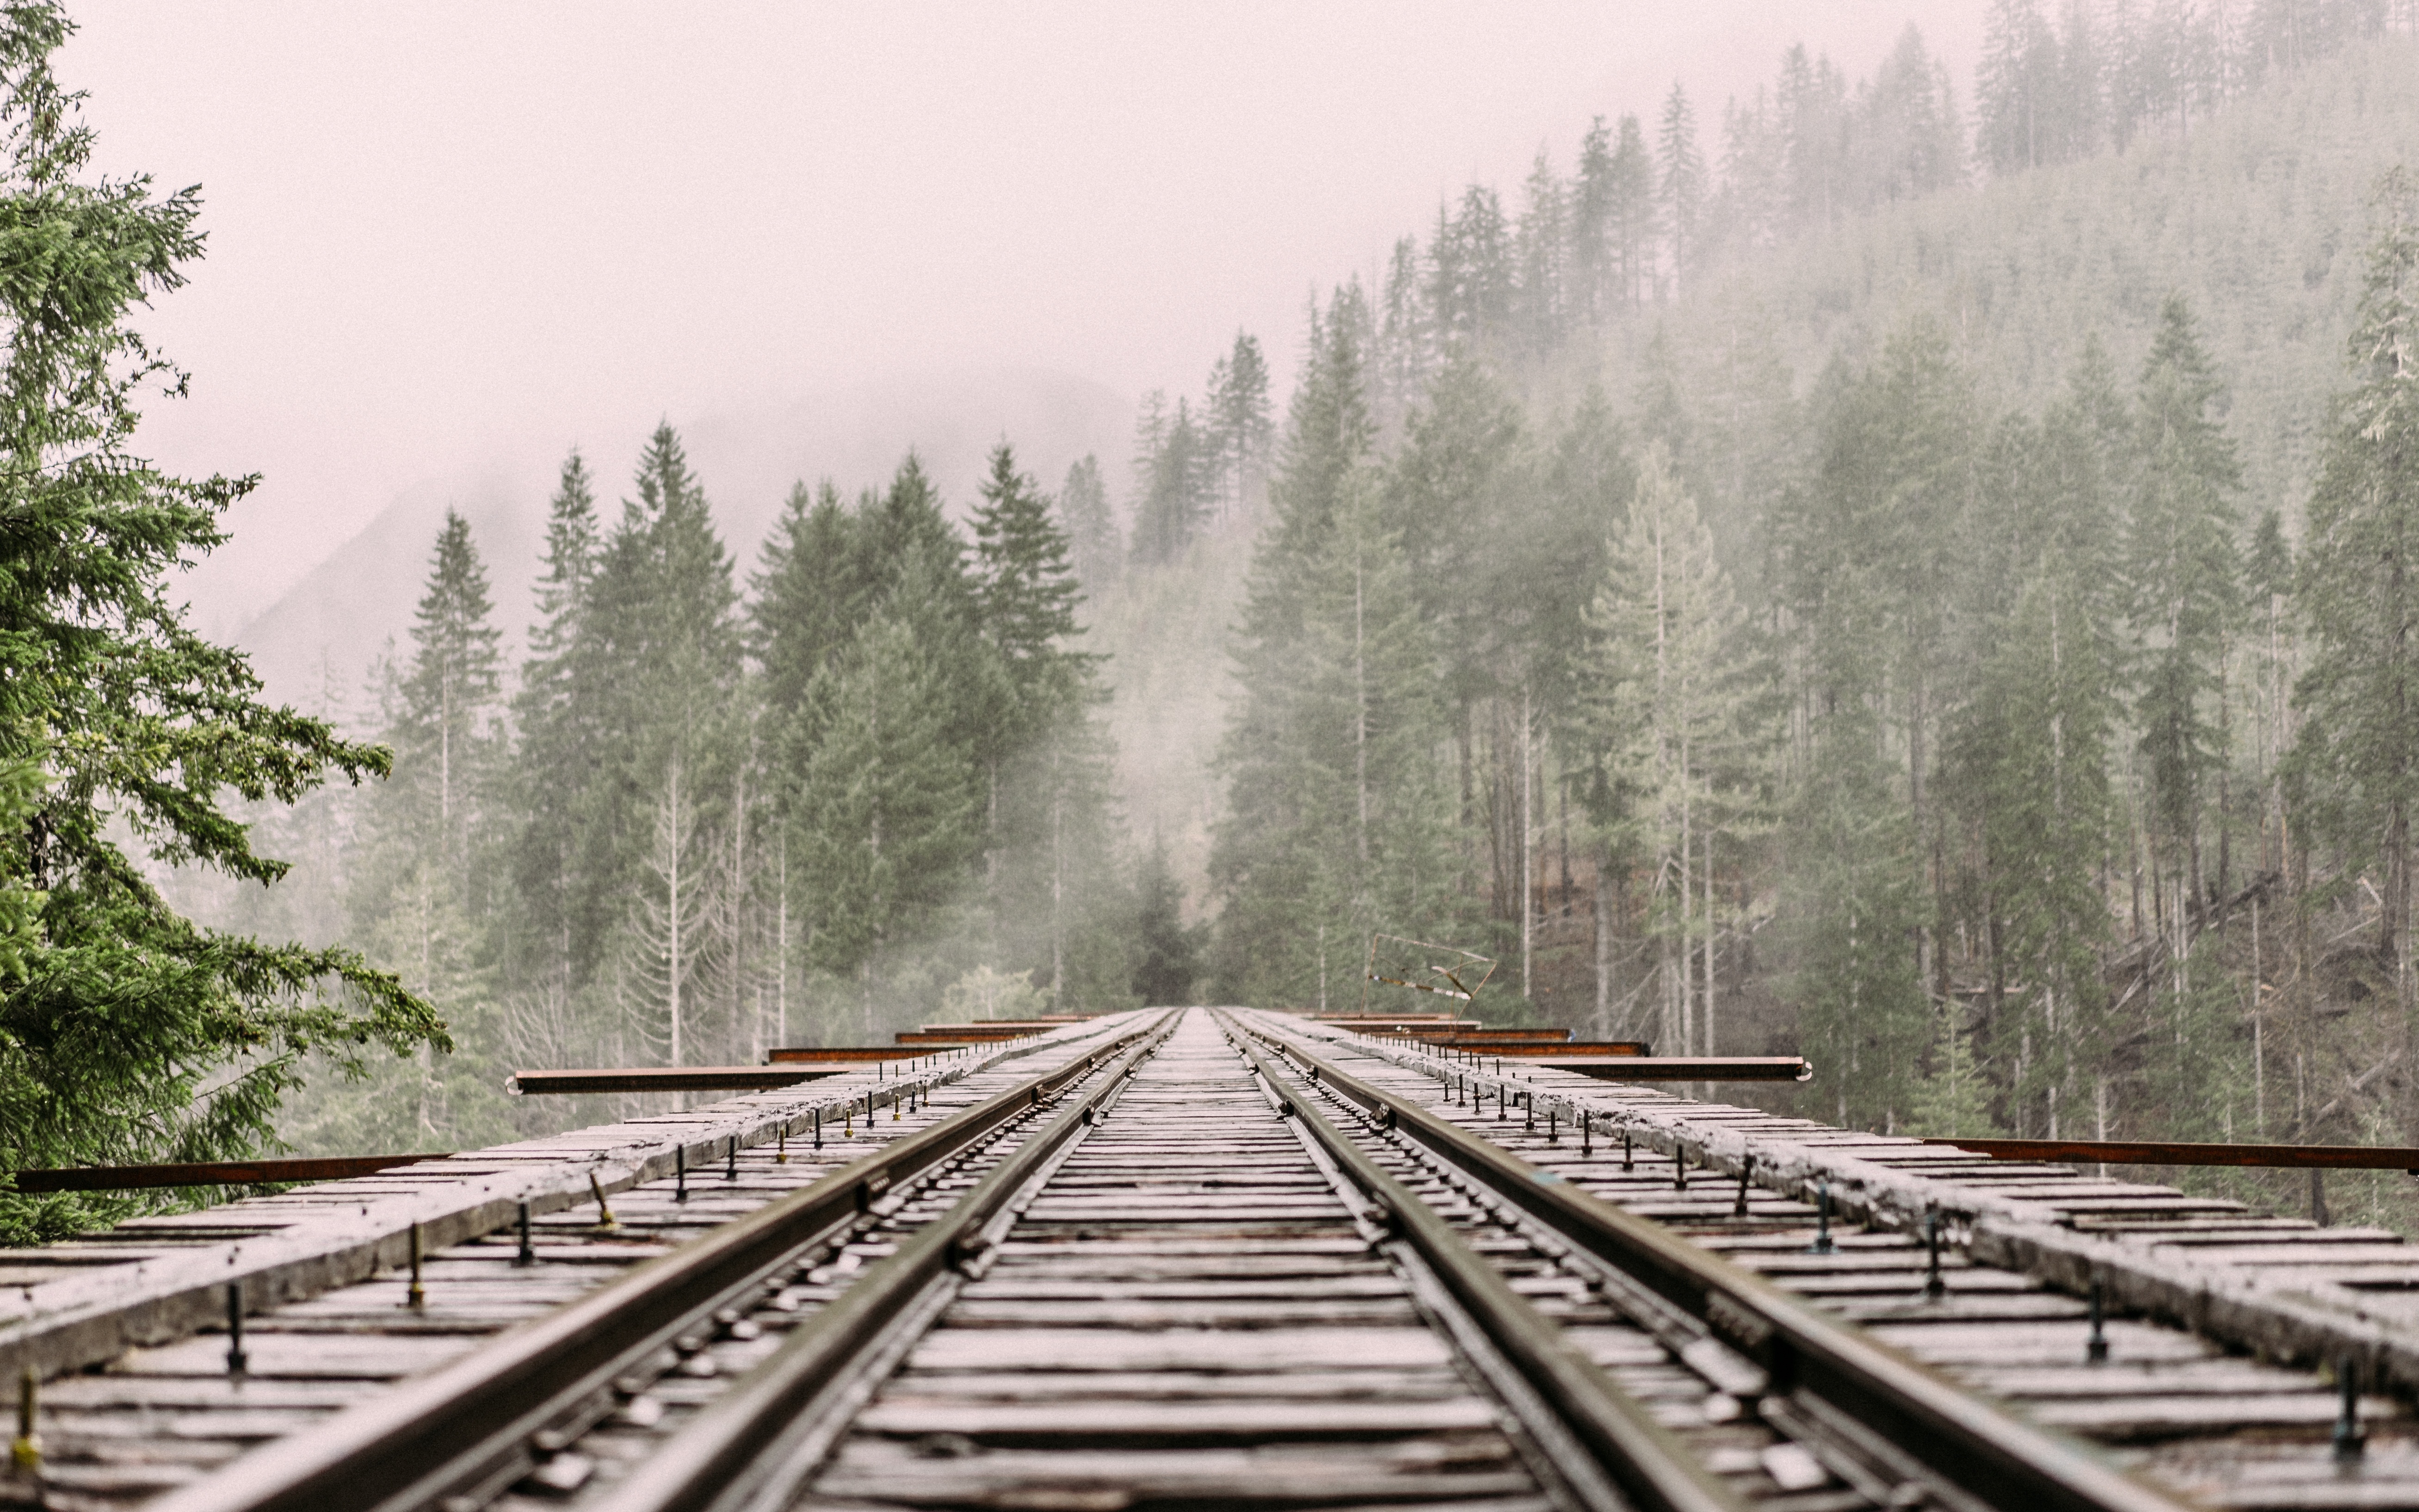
[0,4,442,1241]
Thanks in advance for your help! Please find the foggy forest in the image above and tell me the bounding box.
[5,0,2419,1243]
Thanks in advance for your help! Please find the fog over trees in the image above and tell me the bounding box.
[8,0,2419,1237]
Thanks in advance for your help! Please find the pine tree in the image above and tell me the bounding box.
[394,510,502,902]
[2127,295,2243,925]
[1978,0,2060,174]
[2293,171,2419,969]
[795,615,979,1024]
[505,450,604,995]
[972,441,1111,988]
[1657,83,1705,295]
[1568,118,1616,329]
[1578,444,1764,1055]
[1211,466,1458,1006]
[1055,455,1121,590]
[1131,396,1212,564]
[1609,114,1656,309]
[1907,1007,2005,1136]
[1132,836,1200,1006]
[1512,148,1567,358]
[0,7,437,1236]
[1204,332,1274,518]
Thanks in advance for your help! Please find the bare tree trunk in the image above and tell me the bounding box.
[1520,683,1533,1002]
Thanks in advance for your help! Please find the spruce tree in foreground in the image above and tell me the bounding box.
[0,8,438,1238]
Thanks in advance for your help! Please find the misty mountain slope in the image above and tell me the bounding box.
[1574,36,2419,518]
[231,368,1131,710]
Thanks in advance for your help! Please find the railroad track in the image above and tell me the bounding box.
[8,1009,2419,1510]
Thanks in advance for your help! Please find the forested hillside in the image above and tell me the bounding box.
[1090,6,2419,1224]
[144,2,2419,1247]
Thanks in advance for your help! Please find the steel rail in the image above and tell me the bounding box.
[1236,1014,2191,1512]
[586,1012,1184,1512]
[1215,1013,1745,1512]
[148,1012,1172,1512]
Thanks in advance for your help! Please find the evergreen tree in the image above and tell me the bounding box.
[1204,332,1274,518]
[1906,1007,2006,1137]
[753,480,863,738]
[1657,83,1705,294]
[1211,466,1457,1006]
[794,615,980,1024]
[1578,444,1764,1055]
[1055,455,1121,590]
[1609,114,1656,309]
[0,7,437,1237]
[1978,0,2061,174]
[568,424,750,1055]
[1568,118,1616,328]
[1132,837,1200,1006]
[393,510,502,902]
[1131,396,1212,564]
[505,450,604,995]
[2294,171,2419,968]
[1512,148,1567,358]
[2127,295,2243,920]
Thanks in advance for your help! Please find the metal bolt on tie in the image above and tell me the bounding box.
[405,1222,426,1310]
[225,1284,248,1376]
[515,1203,535,1266]
[1808,1180,1836,1254]
[777,1126,788,1164]
[1734,1155,1755,1217]
[1924,1209,1946,1300]
[1622,1132,1635,1172]
[814,1108,823,1149]
[675,1147,688,1203]
[726,1137,738,1181]
[2086,1278,2108,1362]
[1580,1110,1592,1156]
[12,1365,38,1477]
[1673,1146,1689,1191]
[2336,1357,2367,1460]
[588,1172,618,1229]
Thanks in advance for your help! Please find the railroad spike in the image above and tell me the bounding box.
[225,1284,247,1376]
[2087,1278,2108,1363]
[405,1222,426,1309]
[2336,1357,2366,1460]
[12,1366,37,1477]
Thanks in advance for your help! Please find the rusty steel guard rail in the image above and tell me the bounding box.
[148,1012,1174,1512]
[1923,1136,2419,1170]
[1235,1014,2190,1512]
[11,1155,445,1192]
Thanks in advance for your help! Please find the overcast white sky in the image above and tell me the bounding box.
[64,2,1983,625]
